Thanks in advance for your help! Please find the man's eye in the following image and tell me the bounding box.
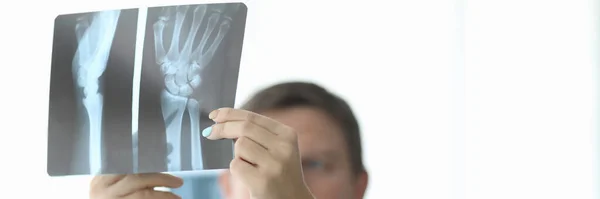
[303,160,325,169]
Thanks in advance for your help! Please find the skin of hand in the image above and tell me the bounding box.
[219,107,369,199]
[89,173,183,199]
[203,108,316,199]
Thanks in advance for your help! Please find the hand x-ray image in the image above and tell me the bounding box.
[138,3,246,173]
[47,3,247,176]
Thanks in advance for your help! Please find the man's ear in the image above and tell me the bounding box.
[354,171,369,199]
[218,170,232,198]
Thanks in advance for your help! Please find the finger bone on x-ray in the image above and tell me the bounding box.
[192,11,231,66]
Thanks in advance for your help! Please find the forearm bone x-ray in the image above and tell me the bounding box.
[153,5,232,171]
[72,10,121,175]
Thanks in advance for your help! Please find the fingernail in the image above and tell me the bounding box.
[202,126,213,137]
[209,109,219,120]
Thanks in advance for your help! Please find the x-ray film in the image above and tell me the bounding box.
[47,3,247,176]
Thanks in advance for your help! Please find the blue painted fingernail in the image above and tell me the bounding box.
[202,126,213,137]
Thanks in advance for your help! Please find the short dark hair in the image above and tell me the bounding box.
[240,82,365,175]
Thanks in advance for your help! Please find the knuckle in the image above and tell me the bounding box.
[241,121,255,132]
[245,112,257,121]
[234,137,243,146]
[130,172,143,179]
[212,123,224,134]
[264,162,284,179]
[229,158,240,172]
[120,174,136,185]
[233,146,241,158]
[274,143,297,161]
[281,142,295,155]
[234,137,245,151]
[282,125,295,133]
[277,126,297,141]
[285,129,299,141]
[230,159,245,177]
[136,189,153,199]
[220,107,234,118]
[129,173,144,183]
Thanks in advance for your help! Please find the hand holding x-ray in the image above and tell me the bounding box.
[153,4,233,171]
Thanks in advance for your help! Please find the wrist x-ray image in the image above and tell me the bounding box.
[48,9,138,175]
[47,3,247,176]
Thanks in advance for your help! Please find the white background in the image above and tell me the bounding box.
[0,0,598,199]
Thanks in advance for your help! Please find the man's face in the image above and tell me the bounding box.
[218,106,368,199]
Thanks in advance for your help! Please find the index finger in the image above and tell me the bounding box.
[208,108,289,135]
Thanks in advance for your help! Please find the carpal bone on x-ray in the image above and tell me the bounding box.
[47,3,247,176]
